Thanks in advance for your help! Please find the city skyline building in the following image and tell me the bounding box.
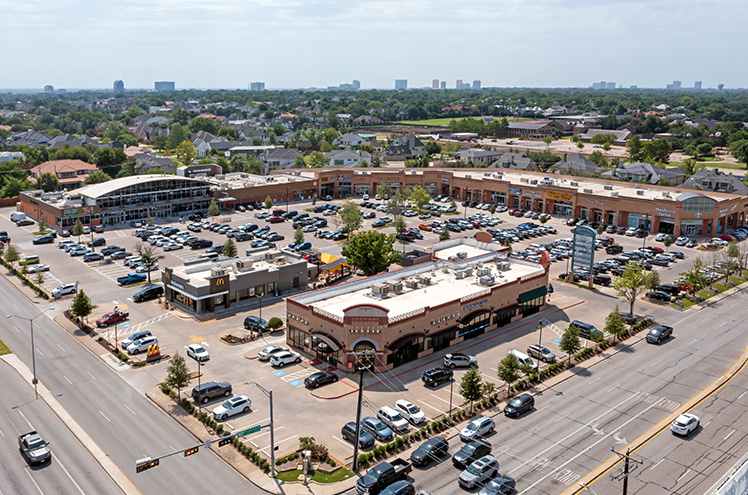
[154,81,175,92]
[395,79,408,90]
[250,82,265,91]
[432,79,439,89]
[472,80,481,89]
[113,80,124,93]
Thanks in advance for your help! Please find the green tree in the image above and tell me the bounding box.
[542,135,554,147]
[459,367,483,414]
[189,117,220,134]
[73,219,85,244]
[489,204,497,216]
[496,353,521,391]
[84,171,112,185]
[146,217,155,226]
[679,259,705,297]
[663,236,673,252]
[294,155,306,168]
[560,324,581,364]
[439,228,450,241]
[612,264,648,315]
[644,269,660,289]
[294,226,304,246]
[34,271,45,287]
[603,142,612,152]
[133,242,165,284]
[222,238,238,258]
[37,216,48,233]
[207,198,220,217]
[5,244,20,267]
[71,289,93,319]
[1,176,33,197]
[36,172,59,192]
[408,186,431,210]
[726,242,740,277]
[166,123,189,149]
[264,196,274,210]
[627,135,645,162]
[679,158,698,177]
[341,231,402,276]
[376,183,388,202]
[175,140,196,168]
[336,201,363,234]
[395,217,407,235]
[605,306,629,342]
[164,353,191,400]
[387,189,404,220]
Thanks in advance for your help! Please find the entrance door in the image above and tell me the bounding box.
[685,224,699,236]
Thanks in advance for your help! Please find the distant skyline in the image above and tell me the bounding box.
[1,0,744,90]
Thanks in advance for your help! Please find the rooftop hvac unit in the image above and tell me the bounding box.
[611,192,619,197]
[479,275,495,286]
[372,283,389,296]
[484,172,492,176]
[275,257,286,265]
[386,281,403,293]
[476,266,491,277]
[210,267,227,277]
[571,181,579,187]
[530,179,538,185]
[405,279,419,289]
[417,275,431,285]
[636,190,645,196]
[583,189,593,194]
[662,191,670,198]
[235,260,254,270]
[520,178,528,183]
[448,255,459,261]
[604,185,613,190]
[465,174,472,179]
[496,261,511,271]
[455,269,468,279]
[457,252,468,259]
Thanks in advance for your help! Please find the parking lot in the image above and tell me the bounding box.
[0,198,729,463]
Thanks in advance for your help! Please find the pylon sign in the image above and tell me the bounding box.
[146,343,161,361]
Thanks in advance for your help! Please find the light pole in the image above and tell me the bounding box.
[188,348,203,417]
[257,294,264,327]
[244,381,275,478]
[7,307,54,399]
[538,321,543,347]
[448,378,454,420]
[642,211,650,249]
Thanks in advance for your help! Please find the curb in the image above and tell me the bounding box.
[0,354,140,495]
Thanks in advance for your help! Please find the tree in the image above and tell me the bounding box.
[146,217,155,226]
[408,186,431,211]
[34,271,45,287]
[439,228,450,241]
[294,155,305,168]
[376,183,388,202]
[134,242,165,284]
[71,289,93,319]
[166,123,189,149]
[627,135,645,162]
[207,198,220,217]
[341,231,402,276]
[726,242,740,277]
[336,201,363,234]
[5,244,20,267]
[489,204,497,216]
[294,226,304,246]
[264,196,274,210]
[175,140,196,168]
[36,172,59,192]
[560,324,581,364]
[496,354,521,392]
[542,136,553,147]
[1,176,33,197]
[663,236,673,252]
[387,189,404,220]
[73,219,84,244]
[612,264,648,315]
[459,367,483,414]
[605,306,629,342]
[37,216,48,233]
[164,353,191,400]
[644,270,660,289]
[222,238,238,258]
[84,171,112,185]
[395,217,407,235]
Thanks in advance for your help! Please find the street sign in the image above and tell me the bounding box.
[571,225,597,275]
[184,447,199,457]
[238,425,261,437]
[136,457,159,473]
[218,437,232,447]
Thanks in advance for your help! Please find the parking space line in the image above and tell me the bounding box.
[260,434,298,454]
[481,372,501,382]
[429,394,464,410]
[417,400,446,415]
[332,435,352,449]
[247,425,284,443]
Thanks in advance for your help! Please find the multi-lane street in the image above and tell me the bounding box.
[0,276,250,494]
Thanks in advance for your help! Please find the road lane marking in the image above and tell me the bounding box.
[738,391,747,400]
[24,470,44,495]
[64,376,73,385]
[0,427,4,437]
[261,434,298,453]
[650,359,661,367]
[429,394,464,410]
[688,339,699,346]
[124,404,137,416]
[481,372,501,382]
[676,468,692,482]
[247,425,284,443]
[13,326,19,333]
[631,355,641,361]
[52,453,86,495]
[724,429,735,440]
[87,371,97,380]
[332,435,352,448]
[36,349,43,357]
[17,410,34,429]
[57,344,65,352]
[650,458,664,471]
[99,410,111,422]
[719,321,730,327]
[606,384,619,392]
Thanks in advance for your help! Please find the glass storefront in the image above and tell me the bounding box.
[519,295,545,317]
[493,306,517,327]
[428,329,456,352]
[681,219,703,236]
[311,335,342,367]
[458,311,491,340]
[175,292,197,311]
[657,217,674,234]
[554,201,572,216]
[387,336,426,367]
[490,192,506,205]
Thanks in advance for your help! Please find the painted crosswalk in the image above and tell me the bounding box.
[272,368,316,387]
[71,256,132,282]
[98,312,172,339]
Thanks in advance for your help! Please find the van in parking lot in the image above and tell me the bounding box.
[377,406,410,433]
[571,320,603,340]
[10,212,27,223]
[508,350,537,371]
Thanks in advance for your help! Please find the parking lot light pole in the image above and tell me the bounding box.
[449,378,454,420]
[538,321,543,347]
[245,382,275,478]
[7,307,54,399]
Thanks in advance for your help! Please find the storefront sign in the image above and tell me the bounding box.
[171,281,185,290]
[441,178,450,184]
[548,191,572,201]
[571,225,596,274]
[509,187,522,195]
[655,207,676,215]
[719,208,728,215]
[586,199,605,206]
[694,212,703,218]
[209,274,229,293]
[525,191,543,198]
[64,206,94,217]
[463,299,488,311]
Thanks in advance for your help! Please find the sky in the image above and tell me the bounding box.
[1,0,744,90]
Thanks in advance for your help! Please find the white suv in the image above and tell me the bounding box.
[394,399,426,425]
[377,406,409,433]
[51,283,77,298]
[126,335,158,355]
[460,415,495,441]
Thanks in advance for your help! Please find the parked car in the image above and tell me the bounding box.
[646,290,671,302]
[121,330,152,350]
[458,455,499,490]
[526,344,556,363]
[671,413,700,436]
[32,234,55,245]
[95,309,129,327]
[87,237,106,247]
[213,396,251,421]
[443,353,477,369]
[191,381,232,404]
[504,393,535,417]
[18,431,51,464]
[83,252,105,262]
[257,346,288,361]
[19,255,41,266]
[304,371,339,388]
[244,315,269,333]
[410,436,449,467]
[126,335,158,355]
[421,368,453,387]
[269,351,301,367]
[361,416,394,442]
[394,399,426,425]
[26,264,50,273]
[459,415,495,441]
[186,343,210,362]
[340,421,375,449]
[51,283,77,298]
[377,406,410,433]
[110,251,133,260]
[479,475,516,495]
[646,325,673,344]
[452,440,492,469]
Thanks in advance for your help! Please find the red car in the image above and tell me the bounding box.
[267,216,285,223]
[419,223,433,231]
[96,309,129,327]
[648,246,664,254]
[719,234,736,242]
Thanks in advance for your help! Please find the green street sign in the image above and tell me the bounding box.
[238,425,261,437]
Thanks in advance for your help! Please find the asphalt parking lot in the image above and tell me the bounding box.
[0,200,725,463]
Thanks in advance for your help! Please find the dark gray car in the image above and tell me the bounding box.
[191,381,233,404]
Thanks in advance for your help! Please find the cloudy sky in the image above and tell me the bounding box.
[1,0,743,90]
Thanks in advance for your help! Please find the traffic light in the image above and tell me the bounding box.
[184,447,199,457]
[136,458,159,473]
[218,437,232,447]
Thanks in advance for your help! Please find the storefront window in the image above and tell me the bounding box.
[458,312,491,340]
[255,284,265,296]
[519,296,545,317]
[288,326,307,349]
[428,329,456,352]
[175,292,196,310]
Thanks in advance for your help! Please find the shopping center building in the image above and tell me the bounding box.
[285,238,550,372]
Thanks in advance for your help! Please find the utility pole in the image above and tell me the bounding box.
[352,351,374,473]
[610,447,642,495]
[245,382,276,478]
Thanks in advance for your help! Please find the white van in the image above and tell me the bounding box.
[508,350,537,371]
[10,212,27,223]
[377,405,410,433]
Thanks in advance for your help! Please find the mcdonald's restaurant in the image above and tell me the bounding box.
[162,250,313,315]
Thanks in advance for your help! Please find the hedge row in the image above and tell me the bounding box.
[1,258,50,299]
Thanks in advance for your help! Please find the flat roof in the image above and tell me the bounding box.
[294,254,545,323]
[207,172,314,190]
[75,175,210,199]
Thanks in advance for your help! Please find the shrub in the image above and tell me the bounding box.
[326,456,336,467]
[118,353,129,362]
[215,423,224,434]
[268,317,283,330]
[160,383,171,394]
[395,436,405,447]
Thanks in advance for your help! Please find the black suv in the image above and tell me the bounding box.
[191,381,232,404]
[422,368,453,387]
[646,325,673,344]
[410,435,449,467]
[605,244,623,254]
[452,440,492,469]
[133,285,164,302]
[244,315,269,333]
[340,422,375,449]
[190,239,213,249]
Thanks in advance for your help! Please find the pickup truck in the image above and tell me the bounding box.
[18,431,51,464]
[356,458,412,495]
[96,309,129,327]
[117,273,147,286]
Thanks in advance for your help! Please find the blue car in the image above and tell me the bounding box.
[361,416,394,442]
[294,241,312,251]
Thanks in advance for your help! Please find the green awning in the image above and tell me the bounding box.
[519,286,547,303]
